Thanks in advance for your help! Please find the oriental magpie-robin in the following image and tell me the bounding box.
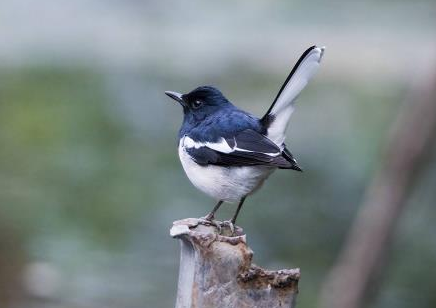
[165,45,325,225]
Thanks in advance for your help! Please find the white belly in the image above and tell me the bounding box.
[178,144,275,202]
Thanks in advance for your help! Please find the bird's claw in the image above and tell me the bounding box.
[221,220,235,236]
[198,216,222,233]
[196,217,240,236]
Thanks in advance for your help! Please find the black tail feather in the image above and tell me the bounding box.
[280,146,303,171]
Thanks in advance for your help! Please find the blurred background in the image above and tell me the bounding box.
[1,1,435,308]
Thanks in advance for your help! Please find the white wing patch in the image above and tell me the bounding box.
[182,136,233,153]
[181,136,280,157]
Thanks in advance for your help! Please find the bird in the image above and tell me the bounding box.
[165,45,325,226]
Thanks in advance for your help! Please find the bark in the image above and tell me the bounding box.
[171,218,300,308]
[318,73,436,308]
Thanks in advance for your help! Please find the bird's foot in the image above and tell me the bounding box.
[203,212,215,221]
[220,220,235,236]
[196,217,242,237]
[198,216,222,234]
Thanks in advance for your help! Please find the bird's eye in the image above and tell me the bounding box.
[192,100,203,109]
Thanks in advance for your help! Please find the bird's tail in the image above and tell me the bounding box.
[262,46,325,145]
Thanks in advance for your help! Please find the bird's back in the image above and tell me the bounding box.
[180,105,263,142]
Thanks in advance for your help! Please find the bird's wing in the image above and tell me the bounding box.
[262,46,325,146]
[182,129,294,168]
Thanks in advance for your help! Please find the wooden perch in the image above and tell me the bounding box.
[170,218,300,308]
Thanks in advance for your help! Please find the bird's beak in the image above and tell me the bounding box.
[165,91,185,106]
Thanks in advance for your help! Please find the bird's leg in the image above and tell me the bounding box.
[231,197,246,225]
[204,200,224,221]
[198,200,224,233]
[220,198,246,236]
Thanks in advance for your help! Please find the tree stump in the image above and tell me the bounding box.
[170,218,300,308]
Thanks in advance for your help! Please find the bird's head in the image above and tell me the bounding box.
[165,86,231,120]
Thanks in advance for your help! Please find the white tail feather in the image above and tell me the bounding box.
[265,46,325,145]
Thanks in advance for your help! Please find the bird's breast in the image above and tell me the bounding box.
[178,137,274,202]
